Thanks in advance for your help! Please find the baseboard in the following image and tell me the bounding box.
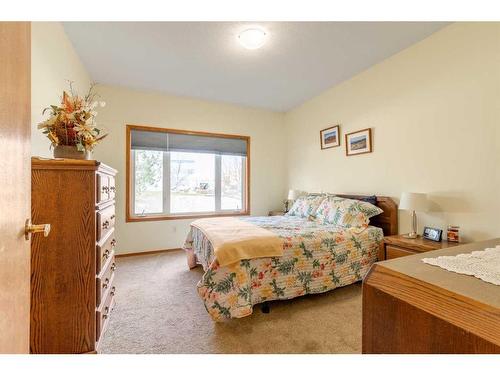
[116,248,182,258]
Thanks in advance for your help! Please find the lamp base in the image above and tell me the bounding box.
[403,210,419,239]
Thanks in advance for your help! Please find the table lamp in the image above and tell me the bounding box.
[399,192,429,239]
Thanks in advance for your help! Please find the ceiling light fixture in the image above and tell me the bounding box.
[238,28,267,50]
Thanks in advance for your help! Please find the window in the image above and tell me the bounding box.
[126,125,249,221]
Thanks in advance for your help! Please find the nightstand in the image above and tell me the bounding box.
[268,210,285,216]
[380,234,463,260]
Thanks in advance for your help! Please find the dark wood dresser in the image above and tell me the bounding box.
[31,158,117,354]
[363,238,500,354]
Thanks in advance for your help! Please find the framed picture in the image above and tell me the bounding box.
[320,125,340,149]
[423,226,443,242]
[345,128,372,156]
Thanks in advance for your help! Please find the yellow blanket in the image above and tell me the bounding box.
[190,217,284,267]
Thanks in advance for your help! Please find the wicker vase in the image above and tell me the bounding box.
[53,145,91,160]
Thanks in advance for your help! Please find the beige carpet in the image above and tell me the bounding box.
[98,250,363,354]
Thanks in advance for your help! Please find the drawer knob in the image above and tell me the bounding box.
[110,239,117,247]
[111,286,116,296]
[103,278,110,289]
[111,263,116,272]
[102,220,110,229]
[109,186,116,192]
[103,249,110,260]
[110,214,115,220]
[102,186,109,193]
[103,314,108,320]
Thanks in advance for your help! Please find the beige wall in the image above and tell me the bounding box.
[31,21,500,252]
[31,22,92,157]
[93,85,287,253]
[285,23,500,242]
[30,22,287,254]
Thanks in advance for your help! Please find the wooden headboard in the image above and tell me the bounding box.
[336,194,398,236]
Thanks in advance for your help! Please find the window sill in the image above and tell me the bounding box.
[126,210,250,223]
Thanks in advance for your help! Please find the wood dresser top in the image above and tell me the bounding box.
[31,157,117,174]
[380,238,500,308]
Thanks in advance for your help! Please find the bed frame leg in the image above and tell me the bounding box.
[185,249,197,269]
[261,301,270,314]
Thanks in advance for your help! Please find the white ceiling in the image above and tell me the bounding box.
[63,22,449,112]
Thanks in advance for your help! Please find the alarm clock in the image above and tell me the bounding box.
[422,226,442,242]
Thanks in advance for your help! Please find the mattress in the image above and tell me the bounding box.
[184,215,383,321]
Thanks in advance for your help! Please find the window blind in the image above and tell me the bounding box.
[130,129,247,156]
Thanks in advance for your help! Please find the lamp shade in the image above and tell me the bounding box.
[287,189,300,200]
[399,192,429,212]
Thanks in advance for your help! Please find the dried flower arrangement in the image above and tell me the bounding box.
[38,82,107,157]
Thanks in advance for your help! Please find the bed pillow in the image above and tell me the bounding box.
[285,195,325,218]
[315,196,383,228]
[358,195,377,206]
[326,194,377,206]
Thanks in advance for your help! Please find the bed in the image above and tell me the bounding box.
[183,194,398,321]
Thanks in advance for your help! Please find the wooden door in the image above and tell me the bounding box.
[0,22,31,353]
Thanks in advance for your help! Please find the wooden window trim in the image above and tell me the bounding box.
[125,124,251,222]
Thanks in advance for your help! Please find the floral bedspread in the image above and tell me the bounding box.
[184,215,383,321]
